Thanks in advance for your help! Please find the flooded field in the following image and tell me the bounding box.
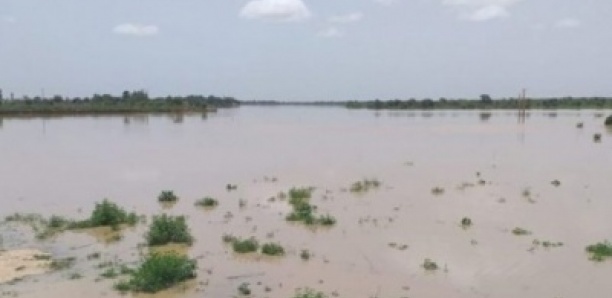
[1,107,612,298]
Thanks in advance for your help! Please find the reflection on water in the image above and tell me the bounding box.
[0,107,611,298]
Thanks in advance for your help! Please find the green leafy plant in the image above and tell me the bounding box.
[69,199,138,229]
[349,179,381,193]
[422,258,438,271]
[114,253,197,293]
[586,241,612,261]
[232,238,259,253]
[461,217,472,228]
[158,191,178,203]
[293,288,328,298]
[261,243,285,256]
[195,197,218,208]
[146,214,193,246]
[512,227,531,236]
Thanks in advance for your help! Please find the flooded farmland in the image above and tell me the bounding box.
[1,107,612,298]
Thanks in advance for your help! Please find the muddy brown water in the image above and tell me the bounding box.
[1,107,612,297]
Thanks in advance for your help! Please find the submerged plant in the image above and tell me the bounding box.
[300,250,311,261]
[512,227,531,236]
[158,191,178,203]
[289,187,314,200]
[114,253,197,293]
[261,243,285,256]
[461,217,472,228]
[605,115,612,126]
[586,241,612,262]
[349,179,381,193]
[195,197,218,208]
[293,288,328,298]
[431,187,445,195]
[238,283,251,296]
[71,199,138,229]
[232,238,259,253]
[146,214,193,246]
[594,133,602,142]
[422,258,438,271]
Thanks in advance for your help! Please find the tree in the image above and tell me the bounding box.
[480,94,493,105]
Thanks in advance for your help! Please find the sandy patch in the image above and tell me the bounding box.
[0,249,51,284]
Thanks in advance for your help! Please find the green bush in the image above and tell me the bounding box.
[512,227,531,236]
[605,115,612,126]
[69,199,138,229]
[232,238,259,253]
[114,253,196,293]
[317,215,336,226]
[146,214,193,246]
[586,241,612,261]
[261,243,285,256]
[289,187,314,200]
[422,258,438,271]
[195,197,218,208]
[461,217,472,228]
[158,191,178,203]
[349,179,381,193]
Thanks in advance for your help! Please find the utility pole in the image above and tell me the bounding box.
[518,88,527,123]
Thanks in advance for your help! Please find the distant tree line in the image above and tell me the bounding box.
[346,95,612,110]
[0,90,239,115]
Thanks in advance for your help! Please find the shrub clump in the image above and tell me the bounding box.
[146,214,193,246]
[261,243,285,256]
[586,241,612,261]
[461,217,472,228]
[158,191,178,203]
[114,253,197,293]
[285,188,337,227]
[232,238,259,253]
[195,197,218,208]
[422,258,438,271]
[289,187,314,200]
[512,227,531,236]
[605,115,612,126]
[70,199,138,229]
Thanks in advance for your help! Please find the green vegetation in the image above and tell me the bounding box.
[512,227,531,236]
[594,133,602,142]
[293,288,328,298]
[158,191,178,203]
[70,199,138,229]
[577,122,584,128]
[345,96,612,110]
[226,184,238,191]
[461,217,472,228]
[232,238,259,253]
[431,187,445,195]
[50,257,76,271]
[238,283,251,296]
[551,180,561,187]
[586,241,612,261]
[222,234,237,244]
[0,91,238,115]
[114,253,197,293]
[195,197,218,208]
[605,115,612,126]
[146,214,193,246]
[284,187,336,226]
[261,243,285,256]
[422,258,439,271]
[300,250,311,261]
[349,179,381,193]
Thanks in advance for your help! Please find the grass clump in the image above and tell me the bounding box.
[594,133,602,142]
[261,243,285,256]
[285,187,336,227]
[50,257,76,271]
[349,179,381,193]
[289,187,314,200]
[158,191,178,203]
[422,258,438,271]
[605,115,612,126]
[512,227,531,236]
[195,197,218,208]
[114,253,196,293]
[237,283,251,295]
[300,250,311,261]
[586,241,612,262]
[69,199,138,230]
[232,238,259,253]
[461,217,472,228]
[431,187,445,195]
[293,288,328,298]
[146,214,193,246]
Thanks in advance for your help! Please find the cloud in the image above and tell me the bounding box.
[113,23,159,36]
[240,0,311,22]
[442,0,523,21]
[329,12,363,24]
[554,18,581,28]
[317,27,343,38]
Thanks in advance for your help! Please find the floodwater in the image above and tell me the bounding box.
[0,107,611,298]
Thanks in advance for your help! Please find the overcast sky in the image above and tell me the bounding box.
[1,0,610,101]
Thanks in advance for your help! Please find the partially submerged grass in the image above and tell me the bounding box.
[261,243,285,256]
[285,187,336,227]
[114,253,197,293]
[422,258,438,271]
[146,214,193,246]
[300,250,311,261]
[238,283,251,296]
[70,199,138,230]
[512,227,531,236]
[195,197,218,208]
[594,133,602,142]
[232,238,259,253]
[158,191,178,203]
[293,288,328,298]
[349,179,381,193]
[50,257,76,271]
[461,217,472,228]
[586,241,612,262]
[606,115,612,126]
[431,187,445,195]
[289,187,314,200]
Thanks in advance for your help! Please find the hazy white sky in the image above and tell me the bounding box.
[1,0,610,101]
